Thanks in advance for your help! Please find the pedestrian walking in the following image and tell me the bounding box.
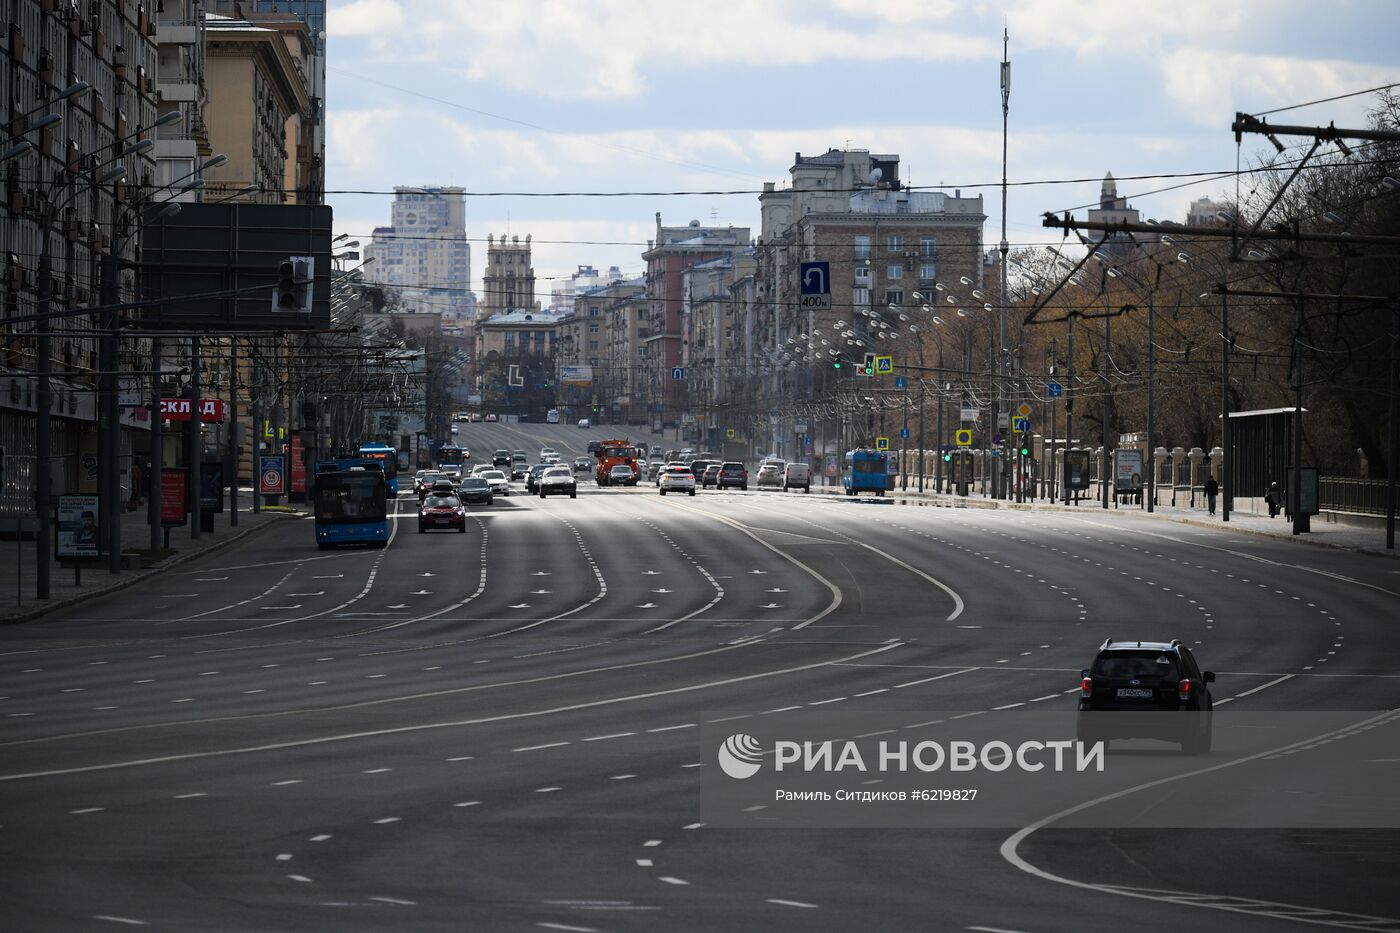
[1265,481,1281,518]
[1204,475,1219,516]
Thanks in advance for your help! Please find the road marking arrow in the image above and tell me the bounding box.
[530,589,551,594]
[765,588,788,593]
[759,603,783,609]
[387,604,408,609]
[636,602,658,609]
[642,570,661,575]
[531,571,551,576]
[509,603,531,609]
[412,590,432,596]
[652,588,672,594]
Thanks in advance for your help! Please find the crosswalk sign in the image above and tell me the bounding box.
[875,355,893,374]
[875,437,890,451]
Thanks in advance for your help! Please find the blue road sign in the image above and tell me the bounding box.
[800,262,832,310]
[894,375,908,389]
[670,367,685,380]
[1048,381,1063,398]
[1012,416,1031,433]
[899,428,910,439]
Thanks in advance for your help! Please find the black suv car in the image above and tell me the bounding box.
[492,449,511,467]
[1077,639,1215,753]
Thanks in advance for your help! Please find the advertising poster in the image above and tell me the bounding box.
[258,455,285,496]
[1115,448,1144,491]
[200,461,225,513]
[291,435,306,494]
[161,469,187,524]
[1064,450,1091,491]
[56,494,100,559]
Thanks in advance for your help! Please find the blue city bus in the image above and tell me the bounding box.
[843,448,892,496]
[312,460,389,549]
[356,442,399,495]
[438,445,467,470]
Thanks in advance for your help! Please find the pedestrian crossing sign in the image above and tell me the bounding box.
[875,437,890,451]
[875,355,893,374]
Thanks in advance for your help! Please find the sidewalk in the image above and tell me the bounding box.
[812,482,1399,559]
[0,491,307,623]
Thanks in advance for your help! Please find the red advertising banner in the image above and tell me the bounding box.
[159,398,227,422]
[291,435,306,493]
[161,468,187,524]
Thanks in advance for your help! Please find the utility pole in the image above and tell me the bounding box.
[997,26,1011,500]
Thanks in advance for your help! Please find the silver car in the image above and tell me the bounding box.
[478,469,511,496]
[539,465,578,499]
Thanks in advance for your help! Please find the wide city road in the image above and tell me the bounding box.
[1,421,1397,931]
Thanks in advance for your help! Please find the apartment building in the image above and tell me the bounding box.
[362,186,473,319]
[0,0,160,515]
[640,215,750,428]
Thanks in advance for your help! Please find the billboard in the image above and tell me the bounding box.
[139,203,332,331]
[561,365,593,387]
[56,495,100,559]
[1064,449,1092,490]
[1114,448,1143,491]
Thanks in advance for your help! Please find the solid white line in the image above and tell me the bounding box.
[893,669,978,689]
[1230,673,1296,701]
[0,643,904,782]
[999,710,1398,930]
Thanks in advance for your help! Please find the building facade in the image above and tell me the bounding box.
[1,0,161,517]
[155,0,211,199]
[475,309,562,419]
[479,232,535,316]
[640,215,750,429]
[362,186,473,320]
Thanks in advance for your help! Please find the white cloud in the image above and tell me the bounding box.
[1162,48,1397,127]
[331,0,407,37]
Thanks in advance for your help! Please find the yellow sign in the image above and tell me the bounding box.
[956,428,973,447]
[875,436,890,451]
[725,428,736,439]
[1016,402,1032,418]
[875,355,894,374]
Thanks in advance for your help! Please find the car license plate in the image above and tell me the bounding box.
[1115,688,1153,699]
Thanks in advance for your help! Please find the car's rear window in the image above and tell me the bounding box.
[1092,650,1179,679]
[461,478,487,488]
[424,496,458,508]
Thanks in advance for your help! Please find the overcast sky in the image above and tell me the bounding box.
[326,0,1399,301]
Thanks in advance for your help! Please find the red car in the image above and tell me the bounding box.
[418,492,466,533]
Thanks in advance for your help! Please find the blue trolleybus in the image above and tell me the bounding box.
[356,442,400,495]
[843,448,891,496]
[313,460,389,549]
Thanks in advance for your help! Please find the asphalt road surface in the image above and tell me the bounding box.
[2,422,1397,932]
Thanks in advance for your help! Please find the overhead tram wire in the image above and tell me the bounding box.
[1250,81,1400,117]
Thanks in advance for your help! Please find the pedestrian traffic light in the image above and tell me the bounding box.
[861,352,876,376]
[273,256,313,313]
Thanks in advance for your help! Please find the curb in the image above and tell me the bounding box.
[809,485,1399,560]
[0,512,303,625]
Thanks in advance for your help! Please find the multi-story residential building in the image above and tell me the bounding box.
[1,0,160,520]
[211,0,323,202]
[1185,195,1234,227]
[475,309,562,419]
[155,1,211,199]
[203,12,314,203]
[753,148,986,457]
[640,215,750,429]
[549,264,624,315]
[681,251,758,450]
[362,186,473,319]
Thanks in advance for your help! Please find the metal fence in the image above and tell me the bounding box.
[1320,476,1392,515]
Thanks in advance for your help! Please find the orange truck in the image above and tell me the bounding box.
[595,438,641,486]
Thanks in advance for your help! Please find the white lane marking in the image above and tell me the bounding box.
[272,779,302,786]
[373,817,401,824]
[447,756,474,762]
[91,916,149,926]
[276,853,293,861]
[967,927,1034,933]
[610,774,637,780]
[808,697,847,706]
[994,703,1025,710]
[893,669,978,689]
[684,822,705,829]
[288,592,325,597]
[1000,710,1398,930]
[535,786,562,793]
[0,644,904,782]
[173,792,206,799]
[1030,694,1061,703]
[313,575,343,580]
[70,807,104,814]
[636,858,653,867]
[767,899,819,909]
[514,742,570,752]
[854,689,888,697]
[362,768,392,774]
[647,723,696,733]
[453,801,482,807]
[582,732,635,742]
[537,924,598,933]
[1229,673,1296,701]
[288,874,313,883]
[309,834,331,841]
[658,876,690,885]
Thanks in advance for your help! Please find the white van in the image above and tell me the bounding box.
[546,409,560,424]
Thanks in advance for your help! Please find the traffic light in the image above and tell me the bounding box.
[861,352,876,376]
[273,256,314,313]
[942,450,952,463]
[1019,441,1031,457]
[832,353,843,370]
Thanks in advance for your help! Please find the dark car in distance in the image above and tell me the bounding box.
[1077,638,1215,753]
[492,449,512,467]
[717,461,748,490]
[457,476,493,505]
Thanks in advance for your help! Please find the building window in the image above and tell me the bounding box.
[589,323,599,333]
[853,287,871,306]
[887,235,902,252]
[854,265,872,284]
[920,237,937,258]
[589,341,599,350]
[504,333,515,353]
[920,263,937,282]
[854,235,871,260]
[886,265,903,280]
[885,289,904,306]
